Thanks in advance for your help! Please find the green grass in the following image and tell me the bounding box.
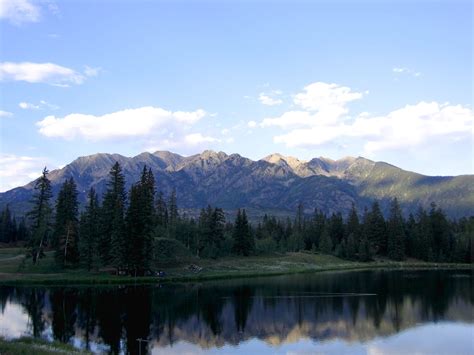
[0,337,90,355]
[0,247,471,285]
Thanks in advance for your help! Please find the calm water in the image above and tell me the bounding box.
[0,269,473,354]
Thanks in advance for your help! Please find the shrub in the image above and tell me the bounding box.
[256,237,278,254]
[153,237,191,265]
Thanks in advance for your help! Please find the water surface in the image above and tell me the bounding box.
[0,269,472,354]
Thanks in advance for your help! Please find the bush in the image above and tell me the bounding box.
[256,238,278,254]
[153,238,191,265]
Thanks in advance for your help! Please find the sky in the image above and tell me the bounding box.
[0,0,472,191]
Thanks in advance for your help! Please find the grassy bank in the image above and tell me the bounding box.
[0,337,90,355]
[0,247,471,285]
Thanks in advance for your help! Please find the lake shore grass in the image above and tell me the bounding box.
[0,247,471,285]
[0,337,90,354]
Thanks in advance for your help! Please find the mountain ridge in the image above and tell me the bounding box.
[1,150,473,219]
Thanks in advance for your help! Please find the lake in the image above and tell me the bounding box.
[0,269,472,354]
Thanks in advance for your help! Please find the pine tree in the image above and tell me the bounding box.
[413,207,433,261]
[346,233,358,260]
[319,227,333,254]
[232,209,253,256]
[387,198,406,261]
[16,217,28,242]
[295,202,304,232]
[364,201,386,255]
[155,191,168,227]
[347,203,360,239]
[0,206,15,243]
[329,212,345,247]
[100,162,127,271]
[54,178,80,267]
[358,234,372,261]
[405,213,416,257]
[429,203,451,262]
[126,166,155,275]
[168,188,178,226]
[79,188,100,271]
[27,167,53,264]
[310,209,326,250]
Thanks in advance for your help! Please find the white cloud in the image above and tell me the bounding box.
[258,90,283,106]
[272,101,473,153]
[261,82,472,154]
[0,110,13,117]
[36,106,207,140]
[392,66,421,77]
[184,133,219,145]
[0,0,41,25]
[144,132,221,153]
[359,102,473,153]
[19,100,59,110]
[261,110,315,128]
[247,120,257,128]
[0,154,51,192]
[261,82,365,129]
[0,62,86,86]
[84,65,101,77]
[392,67,408,73]
[293,82,364,113]
[19,101,39,110]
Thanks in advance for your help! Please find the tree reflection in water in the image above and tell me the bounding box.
[0,269,472,354]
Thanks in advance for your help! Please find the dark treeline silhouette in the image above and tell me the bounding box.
[0,269,472,353]
[0,204,28,244]
[1,163,472,273]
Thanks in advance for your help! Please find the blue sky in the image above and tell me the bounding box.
[0,0,472,191]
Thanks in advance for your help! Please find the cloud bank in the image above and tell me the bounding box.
[260,82,473,155]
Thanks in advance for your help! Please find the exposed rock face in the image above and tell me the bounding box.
[1,150,473,218]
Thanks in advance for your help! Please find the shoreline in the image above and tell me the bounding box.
[0,259,472,286]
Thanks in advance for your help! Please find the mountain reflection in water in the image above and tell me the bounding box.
[0,269,472,354]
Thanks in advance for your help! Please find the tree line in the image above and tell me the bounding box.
[1,162,472,274]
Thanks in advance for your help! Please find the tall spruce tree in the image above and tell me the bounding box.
[387,198,406,261]
[198,206,226,258]
[155,191,168,227]
[16,217,28,242]
[365,201,387,255]
[168,188,178,226]
[358,234,372,261]
[329,212,345,248]
[347,203,360,239]
[54,178,80,267]
[100,162,127,271]
[232,209,253,256]
[126,166,155,275]
[295,202,304,232]
[429,203,451,261]
[79,188,100,271]
[405,213,417,257]
[0,205,15,243]
[413,207,433,261]
[310,209,326,250]
[319,226,333,254]
[27,167,53,264]
[346,233,358,260]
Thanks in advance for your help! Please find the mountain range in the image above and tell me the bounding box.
[1,150,473,219]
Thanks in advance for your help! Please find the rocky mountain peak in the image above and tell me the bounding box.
[262,153,306,170]
[0,150,472,219]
